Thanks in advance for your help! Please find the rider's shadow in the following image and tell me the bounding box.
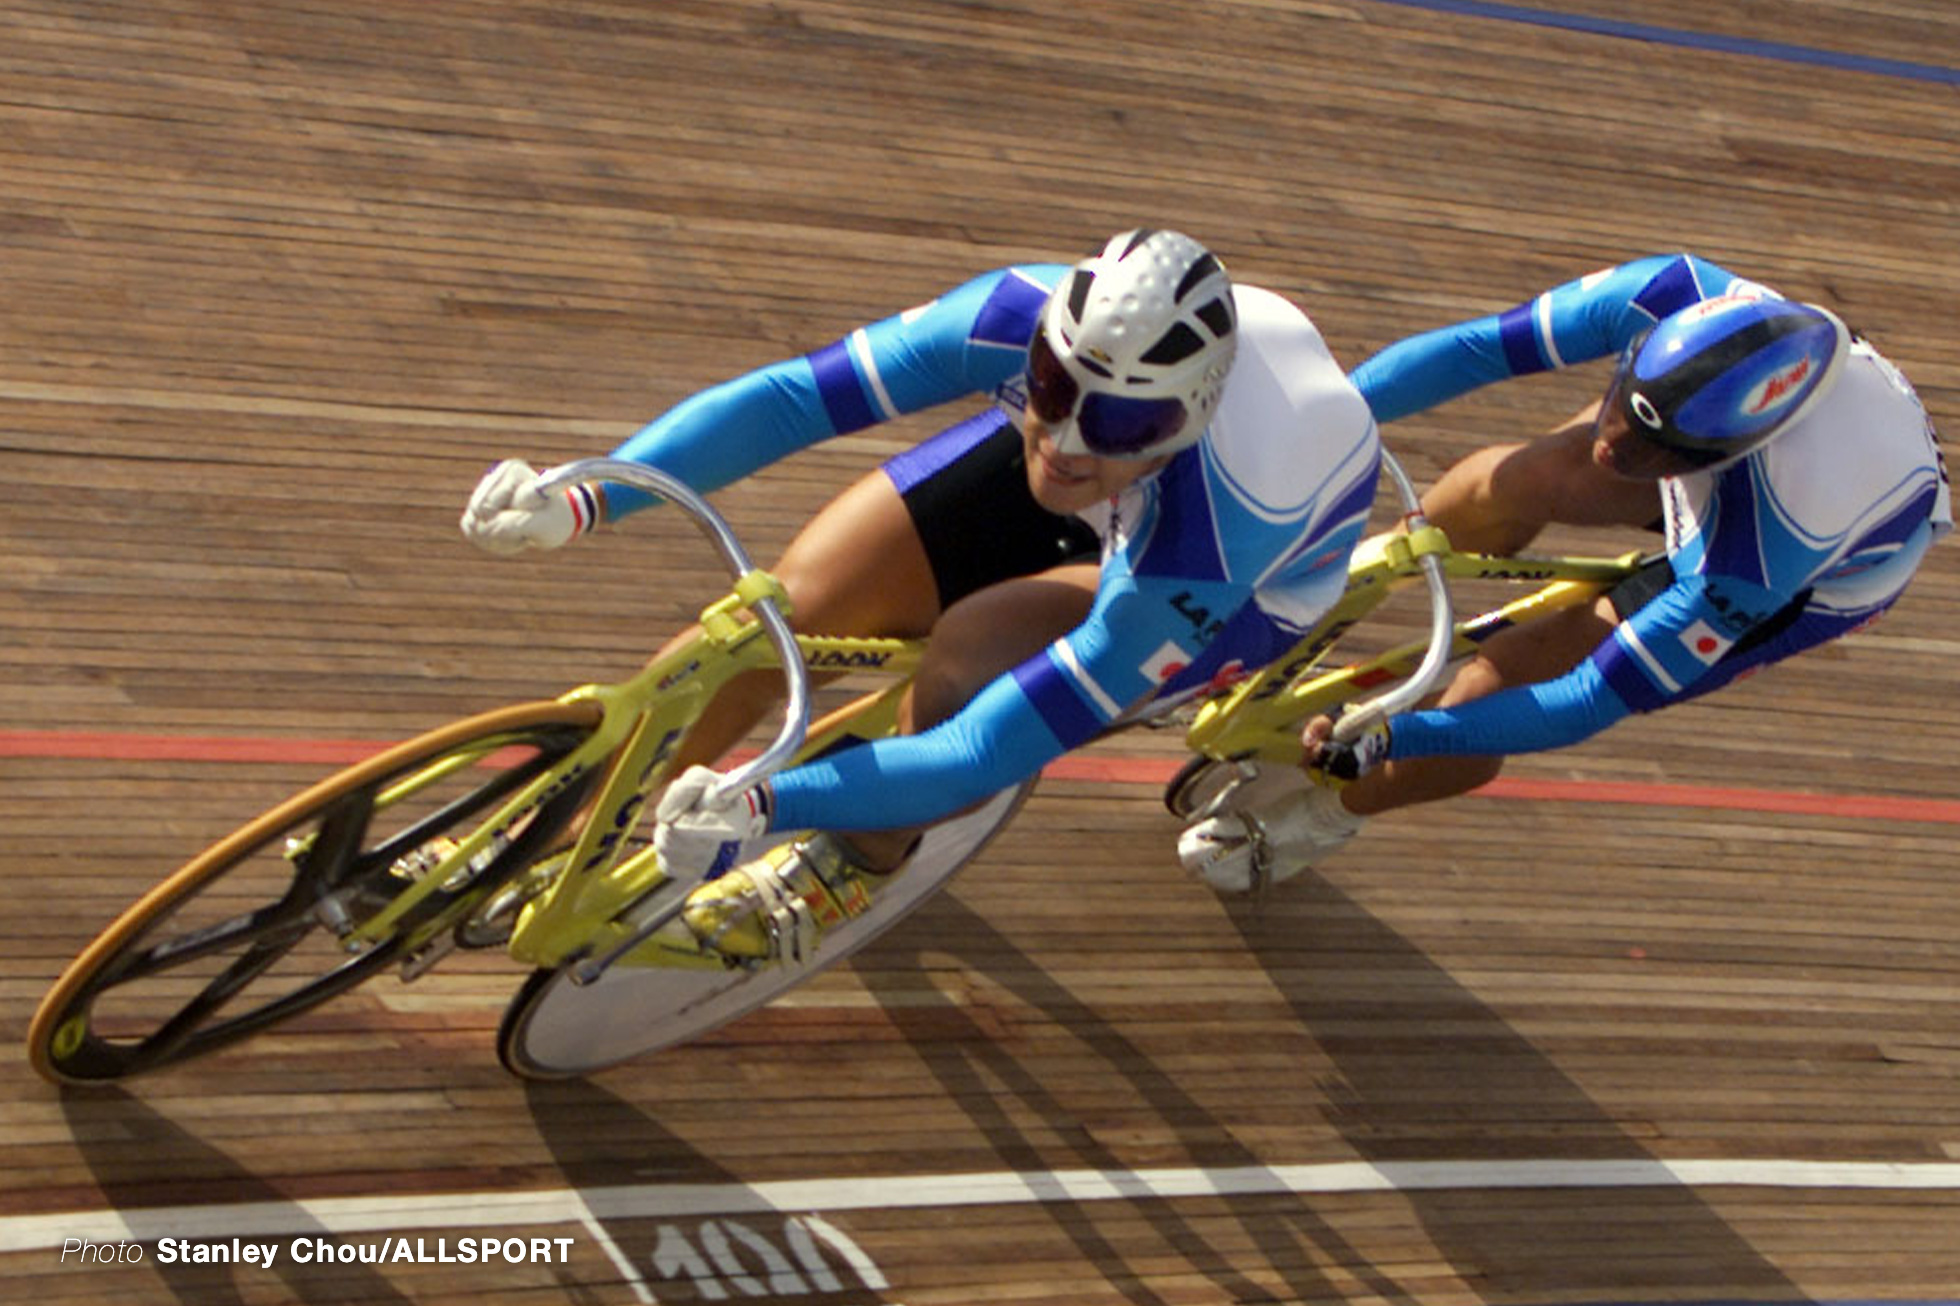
[60,1088,412,1306]
[1222,868,1817,1301]
[857,866,1815,1306]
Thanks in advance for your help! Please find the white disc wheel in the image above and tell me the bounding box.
[496,780,1033,1079]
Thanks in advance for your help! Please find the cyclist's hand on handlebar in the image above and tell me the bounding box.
[1302,712,1392,782]
[654,765,772,876]
[460,459,598,555]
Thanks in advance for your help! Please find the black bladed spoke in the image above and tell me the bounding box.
[132,921,313,1070]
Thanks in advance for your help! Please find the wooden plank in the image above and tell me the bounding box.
[3,0,1957,1302]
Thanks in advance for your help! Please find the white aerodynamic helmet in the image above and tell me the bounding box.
[1025,229,1238,459]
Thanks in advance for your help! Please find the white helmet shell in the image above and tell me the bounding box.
[1035,229,1238,458]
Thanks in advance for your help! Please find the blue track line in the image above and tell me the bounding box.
[1367,0,1960,85]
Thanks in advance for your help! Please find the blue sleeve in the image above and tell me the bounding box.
[1386,659,1632,759]
[601,265,1063,515]
[1386,569,1785,759]
[765,670,1068,832]
[1349,254,1743,423]
[1587,571,1790,709]
[767,569,1257,831]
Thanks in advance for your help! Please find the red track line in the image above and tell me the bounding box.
[1059,754,1960,825]
[0,731,395,765]
[5,729,1957,825]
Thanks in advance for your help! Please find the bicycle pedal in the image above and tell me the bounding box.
[683,881,774,959]
[640,916,754,971]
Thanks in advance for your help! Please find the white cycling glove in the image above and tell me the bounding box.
[654,765,773,876]
[460,459,600,555]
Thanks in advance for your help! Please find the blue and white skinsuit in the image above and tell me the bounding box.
[1348,254,1951,762]
[603,263,1380,833]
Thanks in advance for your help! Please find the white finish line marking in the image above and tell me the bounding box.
[5,1157,1960,1254]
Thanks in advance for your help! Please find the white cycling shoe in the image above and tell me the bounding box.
[1178,780,1363,893]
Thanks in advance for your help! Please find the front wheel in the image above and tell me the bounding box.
[28,701,603,1085]
[1163,753,1306,822]
[496,778,1036,1079]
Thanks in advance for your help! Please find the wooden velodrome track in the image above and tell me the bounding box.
[3,1,1957,1302]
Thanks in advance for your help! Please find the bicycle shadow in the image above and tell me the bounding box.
[849,898,1385,1306]
[522,1024,1358,1306]
[513,854,1815,1304]
[516,956,1388,1304]
[523,1076,906,1302]
[59,1088,413,1306]
[852,868,1814,1306]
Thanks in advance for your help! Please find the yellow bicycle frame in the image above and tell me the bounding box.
[1187,531,1647,763]
[334,573,925,971]
[508,618,924,973]
[337,533,1643,981]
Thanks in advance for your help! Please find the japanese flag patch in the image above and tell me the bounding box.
[1679,619,1734,665]
[1140,640,1193,683]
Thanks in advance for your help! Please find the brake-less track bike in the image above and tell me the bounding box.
[29,454,1642,1083]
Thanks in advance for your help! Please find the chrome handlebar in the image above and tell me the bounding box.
[530,458,809,807]
[1330,446,1454,743]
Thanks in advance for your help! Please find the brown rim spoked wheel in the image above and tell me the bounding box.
[28,701,603,1085]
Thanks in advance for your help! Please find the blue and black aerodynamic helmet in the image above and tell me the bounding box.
[1609,295,1851,468]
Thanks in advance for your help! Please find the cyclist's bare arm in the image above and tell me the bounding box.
[1418,401,1661,555]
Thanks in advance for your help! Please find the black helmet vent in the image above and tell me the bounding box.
[1066,268,1094,322]
[1176,254,1223,302]
[1194,297,1234,338]
[1141,322,1205,366]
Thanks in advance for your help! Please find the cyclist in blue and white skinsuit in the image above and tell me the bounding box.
[461,230,1378,962]
[1179,253,1948,891]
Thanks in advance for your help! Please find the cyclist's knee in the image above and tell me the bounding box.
[1444,600,1614,706]
[1482,424,1610,524]
[1437,653,1507,707]
[1426,409,1657,553]
[1505,413,1659,530]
